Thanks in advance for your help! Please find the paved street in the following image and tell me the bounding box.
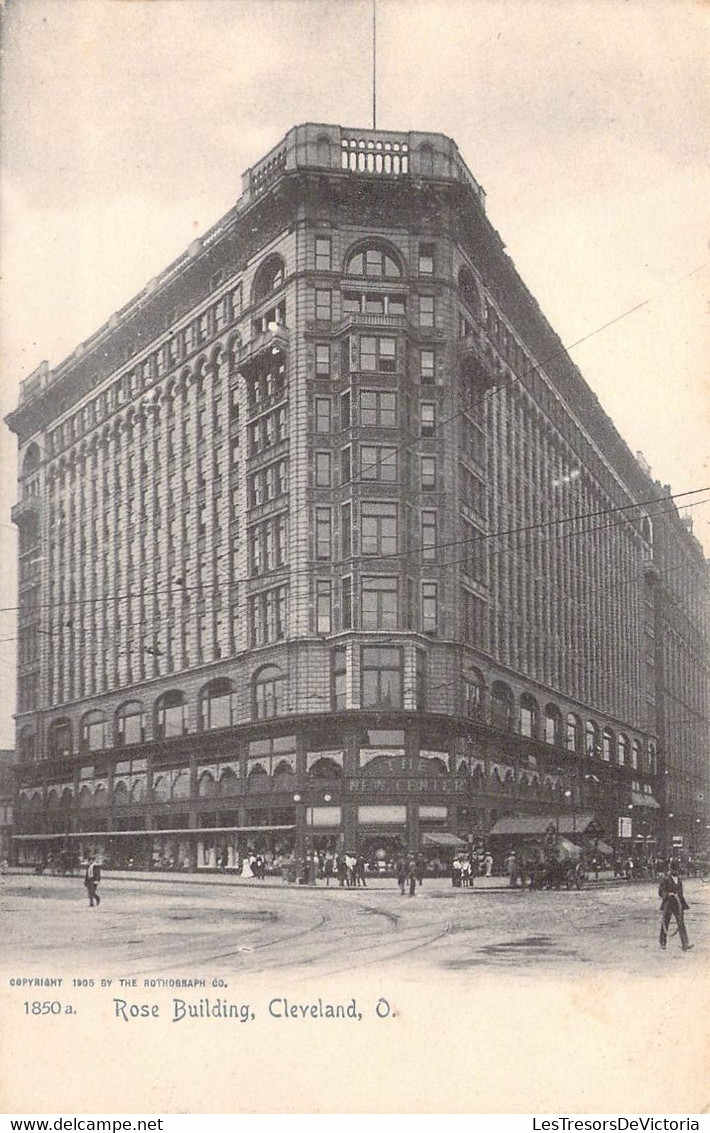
[2,870,708,980]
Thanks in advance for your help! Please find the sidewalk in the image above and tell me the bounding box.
[6,866,627,892]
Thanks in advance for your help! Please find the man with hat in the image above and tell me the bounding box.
[658,859,691,951]
[84,854,102,908]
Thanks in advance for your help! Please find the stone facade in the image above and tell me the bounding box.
[6,123,709,870]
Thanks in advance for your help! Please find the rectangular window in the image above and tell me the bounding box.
[415,649,428,711]
[341,390,351,429]
[315,343,331,376]
[420,349,435,383]
[277,459,288,496]
[422,581,438,633]
[332,645,347,709]
[362,576,398,629]
[361,444,398,482]
[315,397,331,434]
[315,289,332,322]
[341,446,351,486]
[315,236,332,271]
[419,243,435,276]
[360,390,397,428]
[419,296,435,328]
[421,510,437,561]
[315,451,332,488]
[421,455,436,491]
[341,502,352,559]
[341,576,352,629]
[359,336,397,373]
[420,402,436,437]
[316,579,332,634]
[361,501,398,556]
[315,507,332,560]
[361,645,402,708]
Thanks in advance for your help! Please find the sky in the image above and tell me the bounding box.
[0,0,708,748]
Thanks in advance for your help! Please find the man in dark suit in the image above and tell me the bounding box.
[659,860,691,950]
[84,855,101,908]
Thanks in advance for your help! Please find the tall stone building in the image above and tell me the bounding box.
[7,123,709,870]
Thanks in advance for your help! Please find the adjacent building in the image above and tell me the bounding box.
[0,749,15,862]
[7,123,709,870]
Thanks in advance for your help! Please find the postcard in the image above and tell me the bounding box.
[1,0,708,1117]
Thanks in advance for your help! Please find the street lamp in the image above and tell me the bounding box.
[294,791,332,884]
[564,789,576,839]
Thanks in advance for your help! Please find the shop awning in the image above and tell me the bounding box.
[421,831,468,848]
[488,814,598,837]
[631,791,660,809]
[12,825,295,841]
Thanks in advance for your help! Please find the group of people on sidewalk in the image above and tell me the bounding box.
[451,852,493,887]
[73,850,695,953]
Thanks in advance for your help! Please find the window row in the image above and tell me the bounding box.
[314,504,441,561]
[465,679,656,770]
[313,390,436,434]
[314,342,435,382]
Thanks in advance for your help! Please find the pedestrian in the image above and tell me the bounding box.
[84,855,101,907]
[484,852,493,877]
[396,857,407,895]
[506,850,518,889]
[659,860,692,951]
[356,856,367,887]
[324,854,334,887]
[407,857,417,897]
[337,855,347,888]
[451,856,462,888]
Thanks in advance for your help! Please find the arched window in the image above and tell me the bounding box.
[602,727,614,763]
[566,713,582,754]
[152,774,170,803]
[272,760,296,792]
[618,734,629,767]
[198,771,217,799]
[22,443,41,477]
[94,784,108,808]
[520,694,539,739]
[18,727,35,763]
[220,769,240,796]
[345,242,402,280]
[586,720,600,758]
[113,780,129,806]
[82,710,108,752]
[252,254,285,305]
[648,742,657,776]
[253,665,285,720]
[201,678,235,731]
[491,682,514,732]
[247,764,269,793]
[116,701,144,747]
[463,668,485,719]
[308,757,343,780]
[155,691,188,740]
[48,718,72,759]
[130,779,146,804]
[631,740,641,770]
[172,769,190,800]
[78,785,93,810]
[503,770,515,796]
[544,704,562,746]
